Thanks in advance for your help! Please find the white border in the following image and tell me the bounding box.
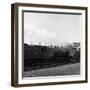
[18,6,86,84]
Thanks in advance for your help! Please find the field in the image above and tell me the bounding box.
[24,63,80,77]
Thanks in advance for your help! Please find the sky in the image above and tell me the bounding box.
[24,11,81,46]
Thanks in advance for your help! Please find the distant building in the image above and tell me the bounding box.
[72,42,80,51]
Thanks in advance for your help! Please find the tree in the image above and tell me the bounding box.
[72,51,80,62]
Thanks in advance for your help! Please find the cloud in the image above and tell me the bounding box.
[24,24,57,45]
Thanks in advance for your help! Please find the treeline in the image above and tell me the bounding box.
[24,43,80,71]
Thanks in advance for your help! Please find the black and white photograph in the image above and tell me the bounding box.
[11,3,87,87]
[24,11,81,77]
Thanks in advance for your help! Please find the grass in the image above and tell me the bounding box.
[24,63,80,77]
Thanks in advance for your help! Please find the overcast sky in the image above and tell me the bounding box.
[24,12,81,46]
